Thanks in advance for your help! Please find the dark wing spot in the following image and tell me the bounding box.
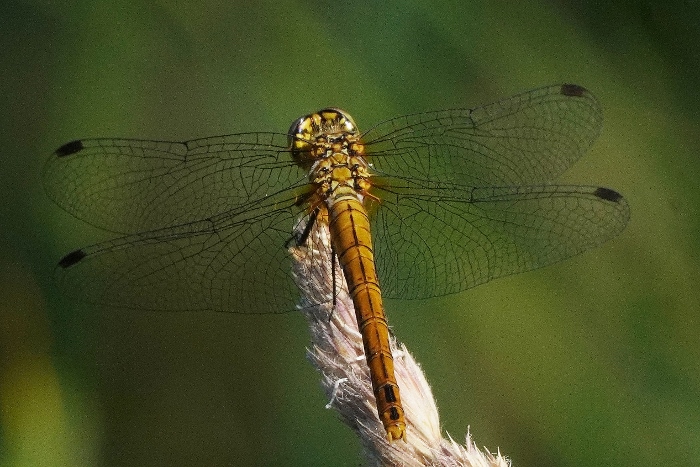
[58,249,87,268]
[560,83,586,97]
[54,140,84,157]
[594,187,624,203]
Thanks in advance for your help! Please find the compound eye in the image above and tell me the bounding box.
[287,116,306,148]
[289,114,317,166]
[288,108,360,167]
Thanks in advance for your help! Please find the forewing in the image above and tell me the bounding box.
[43,133,301,234]
[371,180,630,300]
[362,84,602,186]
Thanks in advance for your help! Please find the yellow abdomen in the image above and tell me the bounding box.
[327,193,406,441]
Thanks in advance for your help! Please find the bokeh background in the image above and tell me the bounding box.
[2,0,699,465]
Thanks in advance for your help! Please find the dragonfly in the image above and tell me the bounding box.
[44,84,630,441]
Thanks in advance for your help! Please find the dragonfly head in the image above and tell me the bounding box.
[288,108,359,167]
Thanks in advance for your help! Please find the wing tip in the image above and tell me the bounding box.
[560,83,588,98]
[58,249,87,268]
[54,140,84,157]
[593,187,624,203]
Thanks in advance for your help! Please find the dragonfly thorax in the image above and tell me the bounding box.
[309,149,372,199]
[289,108,372,200]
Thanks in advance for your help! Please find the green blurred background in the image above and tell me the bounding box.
[2,0,699,465]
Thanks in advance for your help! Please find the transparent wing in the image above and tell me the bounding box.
[359,84,627,299]
[53,193,323,314]
[363,84,602,186]
[371,180,630,299]
[45,84,628,312]
[43,133,303,234]
[45,133,324,313]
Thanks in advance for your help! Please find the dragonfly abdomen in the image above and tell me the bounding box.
[327,192,406,442]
